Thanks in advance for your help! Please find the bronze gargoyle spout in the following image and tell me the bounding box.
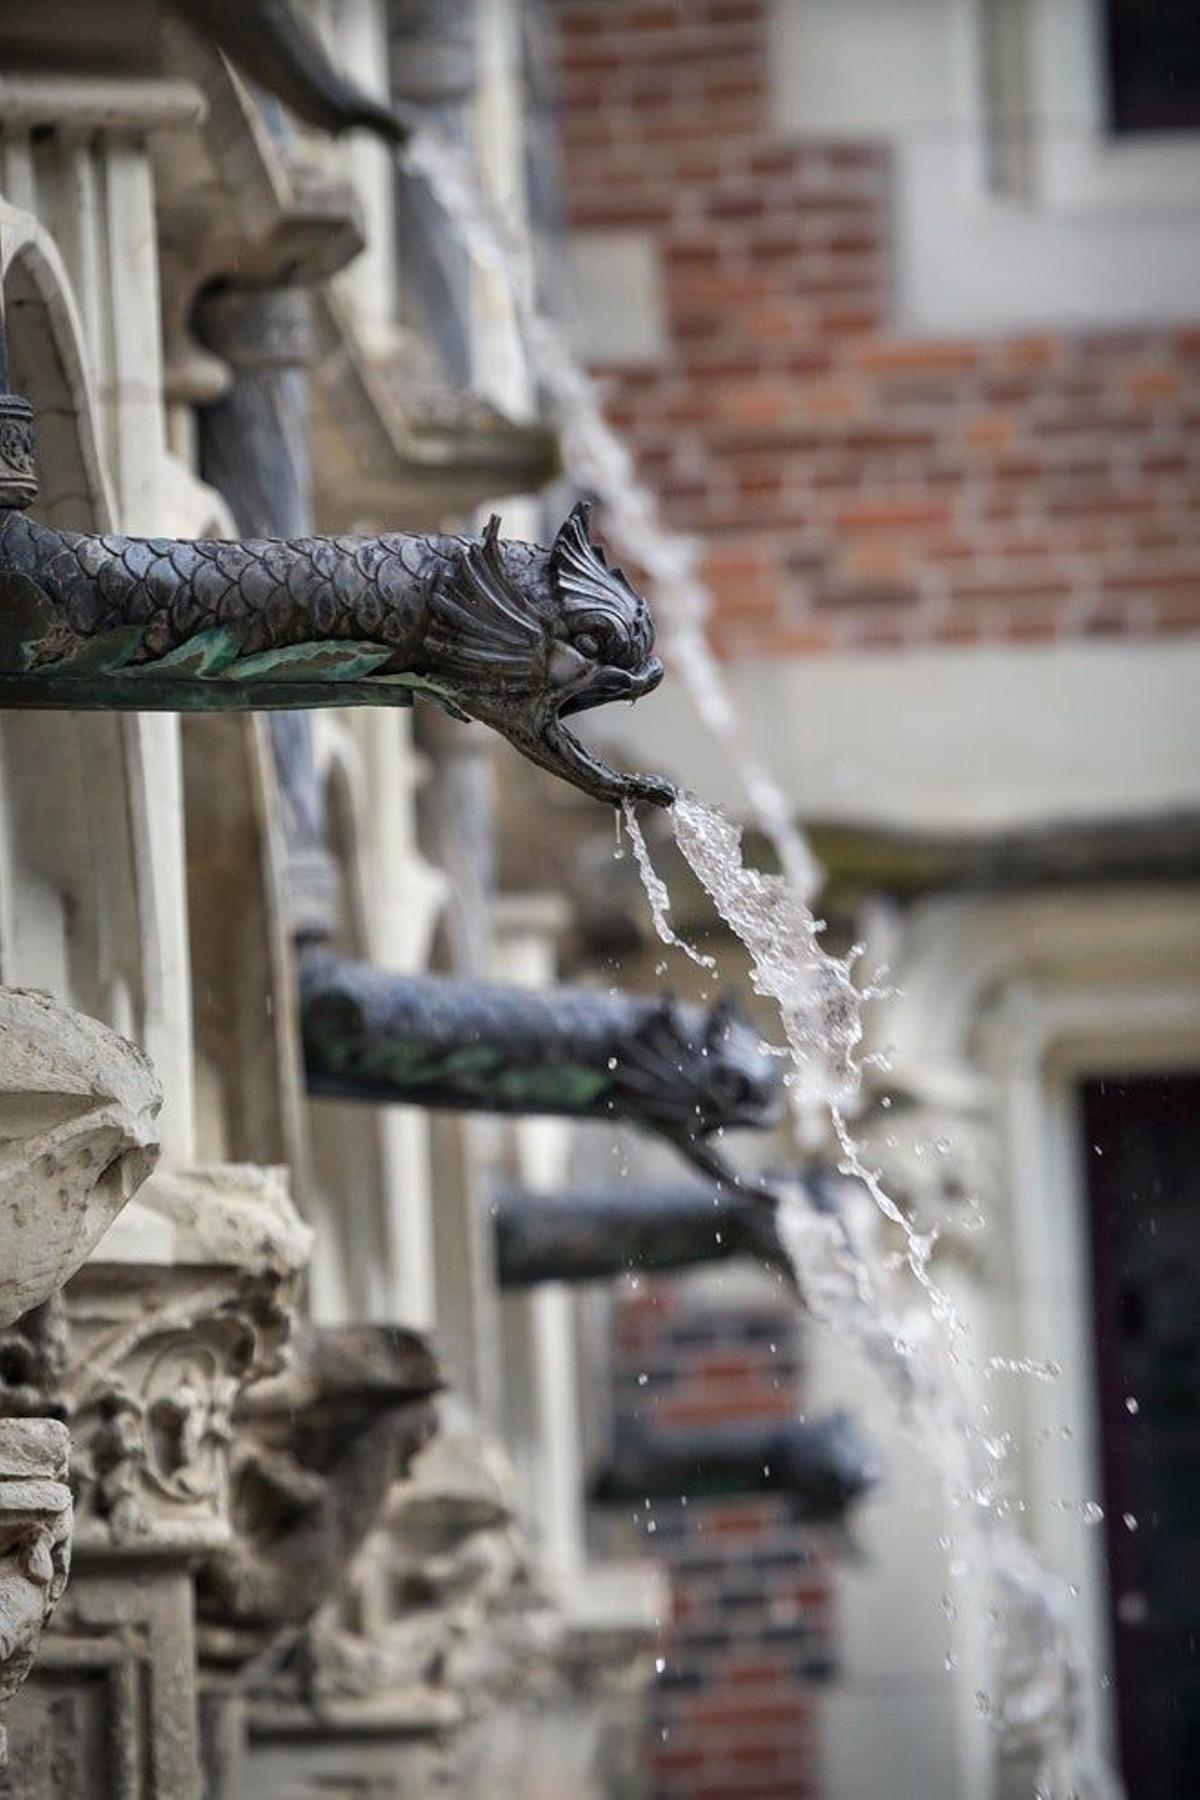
[592,1409,880,1530]
[0,503,672,808]
[300,950,782,1186]
[493,1183,794,1287]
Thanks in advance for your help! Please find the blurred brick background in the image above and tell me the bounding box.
[555,0,1200,661]
[604,1278,833,1798]
[555,1,1200,1793]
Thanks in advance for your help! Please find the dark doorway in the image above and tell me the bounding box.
[1104,1,1200,135]
[1081,1073,1200,1798]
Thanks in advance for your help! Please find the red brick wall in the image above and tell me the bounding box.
[603,1281,833,1799]
[555,0,1200,658]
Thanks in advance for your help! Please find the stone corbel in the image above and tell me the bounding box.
[0,1420,71,1769]
[197,1324,441,1676]
[0,987,162,1334]
[154,19,367,430]
[309,287,560,535]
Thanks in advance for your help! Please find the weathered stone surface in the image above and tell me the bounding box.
[56,1164,311,1552]
[197,1325,441,1670]
[240,1424,551,1795]
[3,1163,311,1800]
[0,1419,71,1770]
[0,987,161,1331]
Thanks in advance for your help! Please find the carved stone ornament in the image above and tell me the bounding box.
[0,1420,71,1768]
[0,393,36,512]
[593,1409,880,1532]
[300,954,781,1186]
[494,1181,793,1287]
[5,1165,314,1553]
[196,1325,441,1672]
[0,987,162,1333]
[0,500,672,808]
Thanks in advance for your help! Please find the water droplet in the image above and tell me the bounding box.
[637,1372,649,1386]
[655,1656,666,1675]
[1124,1396,1139,1415]
[1123,1512,1138,1532]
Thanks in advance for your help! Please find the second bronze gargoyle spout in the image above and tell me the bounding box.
[0,503,672,809]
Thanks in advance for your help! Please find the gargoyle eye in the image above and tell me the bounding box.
[575,631,602,659]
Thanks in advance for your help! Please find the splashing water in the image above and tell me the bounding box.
[401,127,1120,1799]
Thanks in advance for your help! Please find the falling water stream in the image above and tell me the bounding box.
[401,128,1122,1799]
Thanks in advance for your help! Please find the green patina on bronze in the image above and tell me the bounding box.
[0,504,672,808]
[300,948,781,1185]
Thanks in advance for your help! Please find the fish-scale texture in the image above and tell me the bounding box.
[0,512,486,661]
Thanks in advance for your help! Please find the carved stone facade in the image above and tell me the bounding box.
[3,1165,311,1799]
[0,6,689,1798]
[0,1421,71,1772]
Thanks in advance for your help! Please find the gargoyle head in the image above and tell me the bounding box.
[783,1409,881,1525]
[614,992,782,1178]
[425,503,673,807]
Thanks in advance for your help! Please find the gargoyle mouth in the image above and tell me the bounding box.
[533,714,675,809]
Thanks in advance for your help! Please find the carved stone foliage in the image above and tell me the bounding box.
[0,987,162,1333]
[197,1325,441,1672]
[63,1166,310,1552]
[0,1420,71,1767]
[0,392,37,511]
[0,500,670,808]
[2,1167,310,1800]
[0,1166,311,1553]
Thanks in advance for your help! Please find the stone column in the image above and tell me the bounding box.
[196,284,314,541]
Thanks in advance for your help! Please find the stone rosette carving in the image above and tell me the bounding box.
[0,1420,71,1767]
[0,987,162,1333]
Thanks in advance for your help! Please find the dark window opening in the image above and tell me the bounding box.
[1105,0,1200,135]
